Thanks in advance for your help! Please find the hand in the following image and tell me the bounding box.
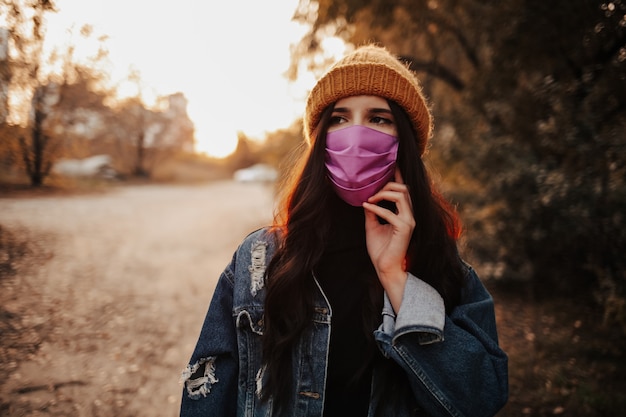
[362,169,415,312]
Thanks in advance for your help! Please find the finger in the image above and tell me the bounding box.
[369,181,409,203]
[364,201,415,239]
[368,190,402,205]
[369,189,413,220]
[394,167,404,184]
[363,202,381,225]
[380,181,408,193]
[390,169,413,212]
[363,201,399,225]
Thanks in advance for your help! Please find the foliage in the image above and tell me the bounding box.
[292,0,626,325]
[256,119,304,174]
[0,0,195,185]
[0,123,24,178]
[149,152,230,183]
[494,288,626,417]
[226,119,304,177]
[1,0,58,186]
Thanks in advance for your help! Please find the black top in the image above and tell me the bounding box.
[315,197,379,417]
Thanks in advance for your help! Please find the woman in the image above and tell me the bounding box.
[180,44,508,417]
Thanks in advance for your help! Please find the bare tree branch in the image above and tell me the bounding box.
[399,55,465,91]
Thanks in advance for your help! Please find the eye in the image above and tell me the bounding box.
[371,116,394,126]
[329,115,347,126]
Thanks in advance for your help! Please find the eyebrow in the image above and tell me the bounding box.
[368,107,393,115]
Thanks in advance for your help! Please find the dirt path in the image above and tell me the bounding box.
[0,181,275,417]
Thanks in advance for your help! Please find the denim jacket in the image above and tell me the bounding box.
[180,228,508,417]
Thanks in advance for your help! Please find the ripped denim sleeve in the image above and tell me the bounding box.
[180,230,272,412]
[180,356,219,400]
[248,240,267,297]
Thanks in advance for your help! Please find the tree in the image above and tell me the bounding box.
[291,0,626,323]
[1,2,196,185]
[49,65,114,158]
[1,0,57,186]
[154,93,195,154]
[18,81,60,185]
[108,92,195,179]
[259,118,304,167]
[1,0,116,186]
[227,132,256,172]
[1,27,10,124]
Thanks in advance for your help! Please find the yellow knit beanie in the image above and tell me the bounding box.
[304,44,432,156]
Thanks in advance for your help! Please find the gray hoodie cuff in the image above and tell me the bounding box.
[381,273,445,345]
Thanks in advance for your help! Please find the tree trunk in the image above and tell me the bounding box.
[133,131,148,177]
[28,106,47,187]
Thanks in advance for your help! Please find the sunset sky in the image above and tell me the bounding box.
[44,0,326,157]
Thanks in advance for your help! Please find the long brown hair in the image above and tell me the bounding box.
[261,100,465,412]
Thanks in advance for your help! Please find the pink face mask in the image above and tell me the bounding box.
[325,125,398,206]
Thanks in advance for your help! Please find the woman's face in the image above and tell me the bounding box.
[327,95,397,137]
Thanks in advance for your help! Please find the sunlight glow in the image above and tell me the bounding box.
[45,0,313,158]
[320,36,349,62]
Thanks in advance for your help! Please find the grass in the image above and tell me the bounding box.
[491,284,626,416]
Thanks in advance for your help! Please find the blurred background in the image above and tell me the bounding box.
[1,0,625,416]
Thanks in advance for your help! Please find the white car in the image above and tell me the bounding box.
[234,163,278,183]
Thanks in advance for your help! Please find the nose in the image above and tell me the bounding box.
[352,113,366,126]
